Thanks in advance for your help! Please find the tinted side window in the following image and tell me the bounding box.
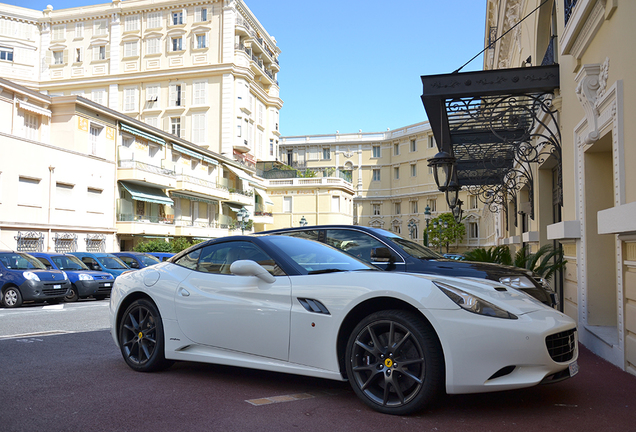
[175,248,200,270]
[36,257,53,269]
[119,256,134,266]
[323,230,393,263]
[278,230,320,242]
[196,241,286,276]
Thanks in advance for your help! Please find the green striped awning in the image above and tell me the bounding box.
[173,143,202,160]
[119,181,173,205]
[120,123,166,146]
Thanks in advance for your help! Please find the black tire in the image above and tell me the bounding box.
[118,299,173,372]
[345,310,444,415]
[2,287,23,308]
[94,295,107,301]
[64,285,79,302]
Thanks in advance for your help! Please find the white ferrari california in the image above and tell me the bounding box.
[109,235,578,415]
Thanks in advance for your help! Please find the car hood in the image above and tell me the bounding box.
[30,269,68,282]
[64,270,113,279]
[418,258,534,280]
[409,273,547,316]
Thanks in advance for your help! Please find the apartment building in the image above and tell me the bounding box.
[279,123,497,250]
[0,0,282,165]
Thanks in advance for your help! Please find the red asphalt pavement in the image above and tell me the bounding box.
[1,330,636,432]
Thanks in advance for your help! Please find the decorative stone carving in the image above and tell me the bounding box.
[575,62,607,144]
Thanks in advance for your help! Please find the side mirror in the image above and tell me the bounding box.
[230,260,275,283]
[370,247,392,262]
[130,261,140,269]
[92,263,101,271]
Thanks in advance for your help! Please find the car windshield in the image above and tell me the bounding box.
[51,255,89,271]
[265,236,377,274]
[0,253,46,270]
[139,254,161,266]
[369,228,442,259]
[96,255,129,269]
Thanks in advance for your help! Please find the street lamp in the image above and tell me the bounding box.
[432,220,448,254]
[427,150,456,192]
[236,207,249,234]
[408,220,417,240]
[452,199,464,223]
[299,216,307,227]
[424,205,431,246]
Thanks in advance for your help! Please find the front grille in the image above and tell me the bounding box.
[546,328,577,362]
[42,283,67,296]
[96,283,113,295]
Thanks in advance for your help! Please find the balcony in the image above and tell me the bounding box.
[176,174,229,201]
[267,176,354,193]
[174,218,228,238]
[116,213,175,236]
[253,203,273,225]
[227,188,254,206]
[118,160,176,189]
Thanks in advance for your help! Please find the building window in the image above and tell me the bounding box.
[373,204,381,215]
[93,45,107,61]
[411,201,418,214]
[18,177,41,207]
[322,147,331,160]
[372,145,381,158]
[0,46,13,62]
[171,37,183,52]
[89,124,102,156]
[428,199,437,212]
[372,169,381,181]
[193,81,206,105]
[146,85,159,109]
[53,50,64,65]
[22,111,39,140]
[145,116,158,128]
[283,196,292,213]
[196,33,207,49]
[410,139,417,152]
[192,113,206,144]
[171,117,181,137]
[428,135,435,149]
[146,37,160,55]
[124,41,138,57]
[169,84,185,107]
[124,15,140,32]
[172,10,184,25]
[93,19,108,36]
[469,222,479,239]
[124,87,137,112]
[75,22,84,38]
[91,88,106,105]
[195,6,208,22]
[52,24,65,40]
[331,196,340,213]
[56,182,74,210]
[394,143,399,155]
[270,139,274,156]
[410,163,417,177]
[469,194,479,210]
[147,12,162,29]
[394,167,399,180]
[395,202,401,215]
[75,47,82,62]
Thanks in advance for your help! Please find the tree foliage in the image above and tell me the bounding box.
[427,213,465,253]
[133,237,203,254]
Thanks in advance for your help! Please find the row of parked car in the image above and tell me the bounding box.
[0,251,174,308]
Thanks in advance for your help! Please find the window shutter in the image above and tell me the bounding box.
[105,45,110,59]
[180,116,186,138]
[63,49,68,64]
[182,9,187,24]
[169,84,176,106]
[46,50,52,65]
[180,85,186,107]
[163,116,169,132]
[194,6,201,22]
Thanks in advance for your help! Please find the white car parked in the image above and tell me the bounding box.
[109,235,578,415]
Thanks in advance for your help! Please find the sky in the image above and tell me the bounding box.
[4,0,487,136]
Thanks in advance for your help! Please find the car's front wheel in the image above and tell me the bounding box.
[345,310,444,415]
[64,285,79,302]
[2,287,23,308]
[118,299,173,372]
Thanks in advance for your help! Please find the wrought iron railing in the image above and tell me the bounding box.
[15,231,44,252]
[54,233,78,253]
[118,160,176,177]
[117,214,174,224]
[85,234,105,252]
[177,174,227,191]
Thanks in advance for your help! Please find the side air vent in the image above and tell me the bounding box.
[546,328,577,362]
[298,298,330,315]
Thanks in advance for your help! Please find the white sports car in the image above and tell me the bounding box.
[109,235,578,415]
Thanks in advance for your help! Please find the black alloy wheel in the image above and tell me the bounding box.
[345,310,444,415]
[64,285,79,302]
[119,299,173,372]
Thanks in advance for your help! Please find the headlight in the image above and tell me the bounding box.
[434,281,518,319]
[23,271,41,282]
[79,273,94,281]
[499,275,536,288]
[62,271,69,281]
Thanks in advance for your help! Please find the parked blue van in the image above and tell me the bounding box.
[112,252,160,269]
[30,253,115,301]
[69,252,131,279]
[0,251,71,308]
[147,252,174,262]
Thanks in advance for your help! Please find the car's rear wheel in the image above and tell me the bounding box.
[2,287,23,308]
[118,299,173,372]
[345,310,444,415]
[64,285,79,302]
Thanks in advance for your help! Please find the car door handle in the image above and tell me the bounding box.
[178,287,190,297]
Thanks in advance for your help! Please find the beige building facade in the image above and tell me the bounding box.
[279,123,498,251]
[441,0,635,375]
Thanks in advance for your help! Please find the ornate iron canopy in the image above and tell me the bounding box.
[421,65,561,225]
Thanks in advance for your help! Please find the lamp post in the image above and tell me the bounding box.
[299,216,307,227]
[236,207,249,234]
[424,205,431,246]
[408,220,417,240]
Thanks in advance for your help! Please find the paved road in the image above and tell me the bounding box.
[2,303,636,431]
